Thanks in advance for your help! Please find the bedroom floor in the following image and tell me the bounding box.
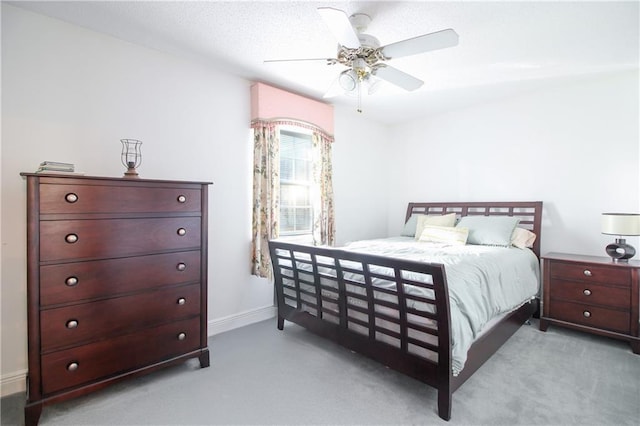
[2,318,639,425]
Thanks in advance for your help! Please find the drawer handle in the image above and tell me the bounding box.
[583,289,592,296]
[67,362,79,372]
[177,332,186,341]
[583,311,591,318]
[66,319,79,329]
[583,269,592,277]
[177,195,187,203]
[177,298,186,305]
[65,234,79,244]
[65,193,78,203]
[177,228,186,236]
[65,276,79,287]
[177,263,186,271]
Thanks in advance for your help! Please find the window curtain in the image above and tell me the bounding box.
[311,131,335,246]
[250,119,335,278]
[250,122,279,278]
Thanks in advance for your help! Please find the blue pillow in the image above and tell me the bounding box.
[456,216,520,247]
[401,214,419,237]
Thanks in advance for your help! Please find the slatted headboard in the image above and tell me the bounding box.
[405,201,543,258]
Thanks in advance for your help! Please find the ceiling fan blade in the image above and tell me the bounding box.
[372,65,424,91]
[380,29,459,59]
[264,58,334,63]
[318,7,361,49]
[322,75,344,98]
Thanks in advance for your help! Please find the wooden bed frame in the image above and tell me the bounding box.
[268,201,543,421]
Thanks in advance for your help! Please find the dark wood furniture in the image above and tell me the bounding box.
[269,201,543,421]
[540,252,640,354]
[21,173,211,426]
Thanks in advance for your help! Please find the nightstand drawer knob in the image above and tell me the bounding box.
[177,195,187,203]
[66,319,79,329]
[177,332,186,341]
[65,193,78,203]
[176,262,186,271]
[65,276,79,287]
[177,297,186,305]
[583,269,592,277]
[583,289,592,296]
[583,311,591,318]
[67,362,79,372]
[65,233,78,244]
[177,228,186,236]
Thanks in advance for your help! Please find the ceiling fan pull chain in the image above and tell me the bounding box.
[357,82,362,113]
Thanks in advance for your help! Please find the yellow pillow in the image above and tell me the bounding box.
[419,225,469,245]
[414,213,457,240]
[511,227,537,249]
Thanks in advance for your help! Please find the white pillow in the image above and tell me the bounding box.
[511,227,537,249]
[419,225,469,246]
[414,213,457,240]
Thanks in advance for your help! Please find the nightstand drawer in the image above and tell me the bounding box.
[549,279,630,309]
[549,300,630,334]
[549,262,630,286]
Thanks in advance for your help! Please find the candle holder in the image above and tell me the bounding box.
[120,139,142,178]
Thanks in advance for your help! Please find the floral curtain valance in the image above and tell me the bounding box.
[250,119,334,143]
[250,82,334,136]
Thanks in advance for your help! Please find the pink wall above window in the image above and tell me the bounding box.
[250,82,334,135]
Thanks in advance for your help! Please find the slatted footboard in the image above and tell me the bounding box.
[268,241,455,420]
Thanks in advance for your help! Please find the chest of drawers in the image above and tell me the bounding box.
[539,252,639,354]
[21,173,211,425]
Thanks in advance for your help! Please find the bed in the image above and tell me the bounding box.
[268,201,543,420]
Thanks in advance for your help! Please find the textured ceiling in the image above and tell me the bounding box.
[9,1,640,124]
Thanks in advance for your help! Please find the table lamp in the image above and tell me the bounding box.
[601,213,640,262]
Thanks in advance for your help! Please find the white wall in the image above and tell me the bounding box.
[386,71,640,256]
[0,5,391,396]
[333,107,392,245]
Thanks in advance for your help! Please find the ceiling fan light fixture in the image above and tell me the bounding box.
[338,69,358,91]
[349,13,371,34]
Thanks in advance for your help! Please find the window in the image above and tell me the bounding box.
[279,130,312,236]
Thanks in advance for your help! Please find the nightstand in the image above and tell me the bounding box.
[539,252,639,354]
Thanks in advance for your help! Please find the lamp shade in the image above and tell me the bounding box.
[601,213,640,236]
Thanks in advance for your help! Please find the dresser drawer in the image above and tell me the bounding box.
[548,279,630,309]
[41,283,200,352]
[40,217,201,262]
[39,182,201,214]
[549,261,630,286]
[41,317,201,394]
[40,251,201,306]
[549,300,630,334]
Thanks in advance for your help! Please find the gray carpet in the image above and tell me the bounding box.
[2,318,639,425]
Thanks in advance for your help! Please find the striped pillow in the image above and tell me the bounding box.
[419,225,469,246]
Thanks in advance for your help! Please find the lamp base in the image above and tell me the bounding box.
[123,167,140,178]
[605,238,636,262]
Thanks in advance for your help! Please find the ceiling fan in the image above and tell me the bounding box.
[265,7,459,112]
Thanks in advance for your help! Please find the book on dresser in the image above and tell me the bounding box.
[20,173,212,426]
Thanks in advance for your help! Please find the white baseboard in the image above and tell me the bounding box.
[0,307,277,398]
[1,369,27,397]
[208,305,276,336]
